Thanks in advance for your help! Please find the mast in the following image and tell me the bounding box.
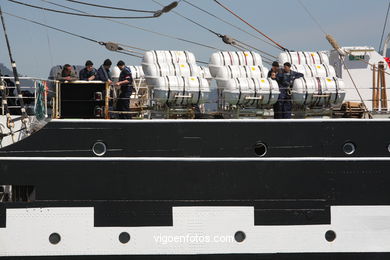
[0,5,29,127]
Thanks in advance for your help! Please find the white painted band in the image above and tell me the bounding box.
[1,206,390,256]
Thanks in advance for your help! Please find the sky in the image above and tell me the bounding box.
[0,0,389,78]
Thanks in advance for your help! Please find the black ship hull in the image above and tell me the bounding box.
[1,119,390,258]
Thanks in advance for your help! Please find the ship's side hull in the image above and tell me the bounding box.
[1,119,390,258]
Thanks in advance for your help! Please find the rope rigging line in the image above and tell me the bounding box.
[113,43,148,52]
[41,6,54,68]
[153,0,278,58]
[182,0,279,50]
[8,0,163,19]
[152,0,222,37]
[39,0,220,51]
[0,7,30,128]
[3,11,143,59]
[379,1,390,52]
[213,0,287,51]
[64,0,157,13]
[39,0,90,13]
[234,39,277,59]
[4,11,99,43]
[297,0,327,34]
[297,1,373,117]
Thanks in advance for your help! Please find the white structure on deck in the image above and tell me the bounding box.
[329,46,390,112]
[209,51,279,108]
[142,50,212,106]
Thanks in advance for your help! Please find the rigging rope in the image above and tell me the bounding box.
[182,0,279,50]
[40,0,220,51]
[3,11,143,58]
[234,39,277,59]
[297,0,327,34]
[152,0,222,37]
[41,7,54,68]
[0,7,30,128]
[153,0,278,59]
[213,0,287,51]
[379,1,390,52]
[8,0,161,19]
[297,1,373,117]
[64,0,156,13]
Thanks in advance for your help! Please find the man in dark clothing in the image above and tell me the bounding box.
[115,60,133,119]
[96,59,112,83]
[3,75,15,106]
[79,60,97,81]
[57,64,78,81]
[267,61,281,79]
[274,62,304,119]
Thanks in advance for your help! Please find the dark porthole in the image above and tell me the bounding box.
[49,233,61,245]
[92,141,107,157]
[343,142,356,155]
[325,230,336,242]
[234,231,246,243]
[119,232,131,244]
[254,142,268,157]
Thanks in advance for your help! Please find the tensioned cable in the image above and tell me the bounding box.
[182,0,279,50]
[40,0,89,13]
[233,40,274,63]
[41,7,54,67]
[297,0,373,118]
[0,7,29,127]
[4,11,99,43]
[234,39,277,59]
[65,0,156,13]
[114,43,148,52]
[3,11,143,58]
[153,0,278,60]
[379,1,390,51]
[152,0,222,37]
[297,0,326,34]
[39,0,220,51]
[8,0,159,19]
[213,0,287,51]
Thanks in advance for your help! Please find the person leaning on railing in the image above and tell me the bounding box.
[79,60,97,81]
[96,59,113,84]
[56,64,78,81]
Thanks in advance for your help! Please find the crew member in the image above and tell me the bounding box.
[3,75,15,106]
[274,62,303,119]
[97,59,113,83]
[79,60,97,81]
[115,60,133,119]
[267,61,281,78]
[57,64,77,81]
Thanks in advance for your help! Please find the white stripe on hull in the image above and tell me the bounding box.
[0,206,390,256]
